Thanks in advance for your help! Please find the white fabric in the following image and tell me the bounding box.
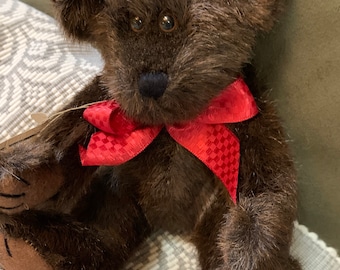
[0,0,339,269]
[125,224,340,270]
[0,0,102,141]
[291,223,340,270]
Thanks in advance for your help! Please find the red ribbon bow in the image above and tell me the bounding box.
[79,78,258,203]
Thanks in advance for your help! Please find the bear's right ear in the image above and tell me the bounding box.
[52,0,105,41]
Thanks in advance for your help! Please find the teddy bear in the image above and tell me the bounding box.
[0,0,301,269]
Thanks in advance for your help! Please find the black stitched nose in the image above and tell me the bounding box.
[138,72,168,99]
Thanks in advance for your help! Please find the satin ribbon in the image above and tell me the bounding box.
[79,78,258,203]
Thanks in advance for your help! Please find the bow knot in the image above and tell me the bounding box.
[79,78,258,203]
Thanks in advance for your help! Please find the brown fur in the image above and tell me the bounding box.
[0,0,300,269]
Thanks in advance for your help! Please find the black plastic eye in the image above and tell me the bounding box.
[130,16,144,32]
[159,15,177,32]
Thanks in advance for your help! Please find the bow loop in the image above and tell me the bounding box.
[79,126,162,166]
[83,101,138,135]
[197,78,258,124]
[81,101,162,166]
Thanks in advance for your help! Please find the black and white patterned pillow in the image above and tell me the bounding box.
[0,0,102,142]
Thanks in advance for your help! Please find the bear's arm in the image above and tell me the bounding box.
[218,96,298,268]
[0,76,109,214]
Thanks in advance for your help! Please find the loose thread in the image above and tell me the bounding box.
[38,101,102,136]
[0,101,103,150]
[0,166,30,186]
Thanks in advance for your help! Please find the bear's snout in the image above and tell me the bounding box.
[138,72,168,99]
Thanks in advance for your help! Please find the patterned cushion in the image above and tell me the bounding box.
[0,0,339,269]
[0,0,102,141]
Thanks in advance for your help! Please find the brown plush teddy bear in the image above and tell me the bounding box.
[0,0,301,269]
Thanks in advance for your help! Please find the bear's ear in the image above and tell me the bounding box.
[235,0,287,31]
[52,0,105,41]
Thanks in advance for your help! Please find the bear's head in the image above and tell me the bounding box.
[52,0,286,125]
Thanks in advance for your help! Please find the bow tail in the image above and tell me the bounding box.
[168,123,240,203]
[80,127,162,166]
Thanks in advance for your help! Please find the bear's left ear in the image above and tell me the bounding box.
[236,0,287,31]
[51,0,105,41]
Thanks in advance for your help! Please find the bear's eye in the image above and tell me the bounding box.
[130,16,144,32]
[159,15,177,32]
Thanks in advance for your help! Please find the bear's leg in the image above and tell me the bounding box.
[71,168,153,268]
[191,192,301,270]
[216,195,301,270]
[0,192,150,270]
[0,171,150,270]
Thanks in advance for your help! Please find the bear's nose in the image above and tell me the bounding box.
[138,72,168,99]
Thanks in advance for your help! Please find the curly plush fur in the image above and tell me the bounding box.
[0,0,300,269]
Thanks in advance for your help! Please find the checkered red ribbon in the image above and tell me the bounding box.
[79,78,258,203]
